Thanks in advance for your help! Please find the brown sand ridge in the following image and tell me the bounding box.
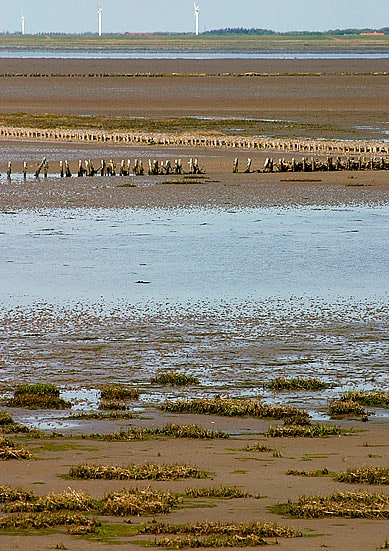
[0,57,388,551]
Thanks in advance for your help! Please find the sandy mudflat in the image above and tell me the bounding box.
[0,58,389,140]
[0,416,389,551]
[0,56,388,551]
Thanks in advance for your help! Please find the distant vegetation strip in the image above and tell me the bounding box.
[0,31,389,51]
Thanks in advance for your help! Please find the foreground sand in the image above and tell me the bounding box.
[1,413,389,551]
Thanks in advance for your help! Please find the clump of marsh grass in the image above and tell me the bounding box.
[184,486,252,499]
[264,424,349,438]
[7,383,71,410]
[0,436,32,460]
[286,468,330,477]
[4,489,96,513]
[151,373,200,386]
[283,491,389,519]
[336,467,389,485]
[100,384,140,401]
[340,391,389,409]
[161,398,310,424]
[86,427,151,441]
[69,462,208,481]
[99,400,128,411]
[86,423,229,441]
[0,411,14,426]
[155,423,229,439]
[0,485,35,503]
[140,520,302,540]
[71,411,134,420]
[244,443,274,453]
[328,399,367,417]
[267,377,329,392]
[153,534,267,547]
[0,511,100,532]
[100,487,177,516]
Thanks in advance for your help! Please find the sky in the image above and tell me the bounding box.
[0,0,388,35]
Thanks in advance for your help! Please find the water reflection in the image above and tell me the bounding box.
[1,206,387,305]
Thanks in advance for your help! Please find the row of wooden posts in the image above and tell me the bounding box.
[1,157,204,179]
[2,154,389,180]
[234,155,389,173]
[1,125,389,156]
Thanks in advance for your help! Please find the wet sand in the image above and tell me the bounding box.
[0,58,389,139]
[0,57,388,551]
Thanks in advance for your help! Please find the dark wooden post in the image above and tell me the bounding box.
[34,157,46,178]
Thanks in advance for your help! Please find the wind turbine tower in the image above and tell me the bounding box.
[194,3,200,36]
[21,14,25,35]
[97,7,103,37]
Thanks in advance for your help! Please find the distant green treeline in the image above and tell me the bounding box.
[203,27,389,35]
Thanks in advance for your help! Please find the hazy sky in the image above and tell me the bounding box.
[0,0,388,35]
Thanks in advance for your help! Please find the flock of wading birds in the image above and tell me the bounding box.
[2,153,389,180]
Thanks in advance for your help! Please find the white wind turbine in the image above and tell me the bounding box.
[194,2,200,36]
[97,7,103,37]
[21,14,25,35]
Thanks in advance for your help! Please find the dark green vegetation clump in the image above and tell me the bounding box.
[267,377,329,391]
[151,372,200,386]
[69,462,209,481]
[161,398,310,424]
[0,410,35,435]
[280,491,389,519]
[7,384,71,410]
[100,384,140,401]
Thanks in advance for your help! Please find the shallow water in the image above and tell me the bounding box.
[1,206,388,305]
[1,205,388,427]
[1,49,389,60]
